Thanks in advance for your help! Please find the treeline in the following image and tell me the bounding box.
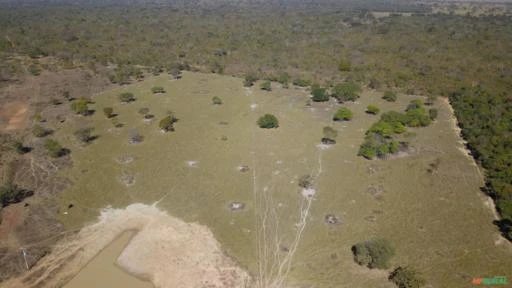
[0,1,511,97]
[449,86,512,240]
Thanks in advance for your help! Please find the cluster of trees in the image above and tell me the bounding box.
[358,99,435,159]
[352,238,426,288]
[310,82,362,103]
[449,86,512,240]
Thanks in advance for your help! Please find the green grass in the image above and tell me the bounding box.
[55,72,512,287]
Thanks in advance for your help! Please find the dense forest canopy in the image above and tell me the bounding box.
[0,0,511,238]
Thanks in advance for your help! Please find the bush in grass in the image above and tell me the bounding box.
[159,115,177,132]
[428,108,438,120]
[74,127,94,143]
[333,107,353,121]
[366,105,380,115]
[32,124,48,137]
[331,82,361,102]
[129,129,144,143]
[352,238,395,269]
[383,90,397,102]
[322,126,338,144]
[278,72,290,88]
[257,114,279,128]
[119,92,135,103]
[389,266,426,288]
[244,72,258,87]
[260,80,271,91]
[151,86,165,94]
[70,97,89,115]
[212,96,222,105]
[293,78,311,87]
[311,84,329,102]
[338,59,352,72]
[44,139,64,157]
[103,107,114,118]
[12,141,29,154]
[138,107,150,115]
[298,175,314,189]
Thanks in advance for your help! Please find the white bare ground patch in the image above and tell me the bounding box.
[5,203,251,288]
[300,188,316,198]
[250,104,258,111]
[186,160,199,168]
[315,143,332,150]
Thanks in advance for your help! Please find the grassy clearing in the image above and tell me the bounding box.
[55,72,511,287]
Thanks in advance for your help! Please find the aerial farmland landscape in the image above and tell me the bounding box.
[0,1,511,288]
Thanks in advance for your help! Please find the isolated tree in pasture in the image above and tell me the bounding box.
[44,139,65,157]
[260,80,271,91]
[212,96,222,105]
[70,97,89,115]
[257,114,279,128]
[352,238,395,269]
[333,107,353,121]
[388,266,426,288]
[383,90,397,102]
[159,115,177,132]
[366,105,380,115]
[74,127,94,143]
[322,126,338,144]
[103,107,114,118]
[151,86,165,94]
[119,92,135,103]
[311,84,329,102]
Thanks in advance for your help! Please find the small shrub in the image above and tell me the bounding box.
[119,92,135,103]
[389,266,426,288]
[129,129,144,143]
[260,80,271,91]
[44,139,64,157]
[366,105,380,115]
[428,108,438,120]
[111,118,123,128]
[338,59,351,72]
[0,181,33,207]
[311,84,329,102]
[322,126,338,144]
[50,98,62,105]
[103,107,114,118]
[151,86,165,94]
[244,72,258,87]
[212,96,222,105]
[138,107,150,115]
[331,82,361,102]
[278,72,290,88]
[293,78,311,87]
[383,90,397,102]
[70,98,89,115]
[333,107,353,121]
[32,124,48,137]
[12,141,29,154]
[298,175,314,189]
[28,64,41,76]
[257,114,279,128]
[74,127,94,143]
[159,115,177,132]
[352,238,395,269]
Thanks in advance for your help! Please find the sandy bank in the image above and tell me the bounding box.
[5,203,251,288]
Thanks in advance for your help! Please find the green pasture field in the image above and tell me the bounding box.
[54,72,511,288]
